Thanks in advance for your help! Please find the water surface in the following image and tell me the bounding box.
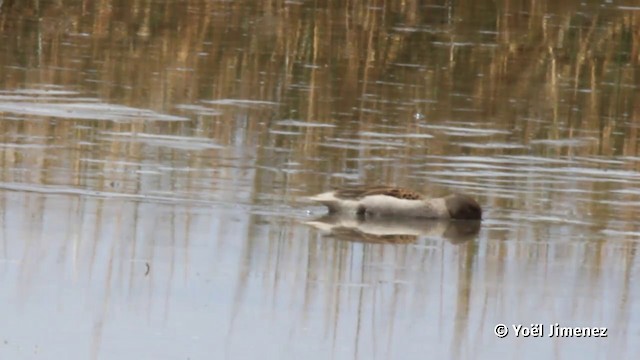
[1,1,640,359]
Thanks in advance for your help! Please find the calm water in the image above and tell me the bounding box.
[1,0,640,359]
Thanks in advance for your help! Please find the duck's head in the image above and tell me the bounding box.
[444,194,482,220]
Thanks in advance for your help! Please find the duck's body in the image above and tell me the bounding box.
[309,185,482,220]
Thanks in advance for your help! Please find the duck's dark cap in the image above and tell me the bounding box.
[445,194,482,220]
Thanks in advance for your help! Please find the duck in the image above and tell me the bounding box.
[309,185,482,220]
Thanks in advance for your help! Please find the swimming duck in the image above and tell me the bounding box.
[309,185,482,220]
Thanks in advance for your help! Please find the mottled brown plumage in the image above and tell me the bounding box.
[333,185,424,201]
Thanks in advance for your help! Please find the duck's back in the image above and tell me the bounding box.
[309,186,447,218]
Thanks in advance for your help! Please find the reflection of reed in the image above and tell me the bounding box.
[2,190,639,358]
[0,1,639,207]
[0,2,638,158]
[0,191,207,359]
[0,1,640,358]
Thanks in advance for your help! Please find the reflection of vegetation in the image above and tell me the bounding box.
[0,2,638,191]
[0,0,638,229]
[1,2,639,358]
[0,1,638,156]
[0,1,638,209]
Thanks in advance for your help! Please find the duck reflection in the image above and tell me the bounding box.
[306,214,481,244]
